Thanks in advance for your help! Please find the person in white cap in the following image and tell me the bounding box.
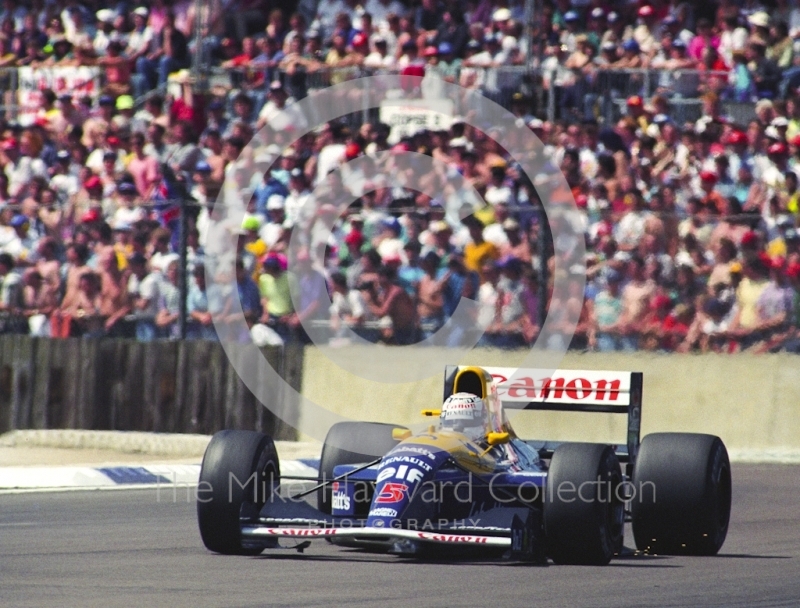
[748,11,770,34]
[93,9,117,55]
[718,13,748,66]
[284,167,313,227]
[492,7,512,30]
[259,194,288,249]
[126,8,155,64]
[256,80,307,133]
[363,35,395,68]
[62,6,92,50]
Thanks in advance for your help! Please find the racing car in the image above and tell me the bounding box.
[197,365,732,565]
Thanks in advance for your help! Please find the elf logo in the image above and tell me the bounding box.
[376,465,425,484]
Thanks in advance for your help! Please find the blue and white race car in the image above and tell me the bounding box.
[197,365,732,564]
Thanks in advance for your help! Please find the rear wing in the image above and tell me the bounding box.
[443,366,643,464]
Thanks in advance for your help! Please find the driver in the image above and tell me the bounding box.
[439,392,491,442]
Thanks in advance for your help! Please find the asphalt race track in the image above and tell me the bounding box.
[1,464,798,608]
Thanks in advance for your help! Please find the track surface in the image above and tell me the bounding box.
[1,464,798,608]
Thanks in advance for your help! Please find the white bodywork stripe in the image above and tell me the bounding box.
[241,525,511,547]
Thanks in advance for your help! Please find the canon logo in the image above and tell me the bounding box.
[447,403,479,410]
[265,528,337,537]
[492,375,622,401]
[417,533,489,543]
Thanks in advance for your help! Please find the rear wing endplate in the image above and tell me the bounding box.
[444,366,643,464]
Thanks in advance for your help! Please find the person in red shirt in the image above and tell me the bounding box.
[221,37,265,90]
[168,74,206,137]
[639,294,671,350]
[640,294,692,350]
[700,45,729,95]
[222,36,257,68]
[661,303,693,350]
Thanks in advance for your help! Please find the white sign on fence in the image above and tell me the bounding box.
[379,99,455,144]
[17,66,102,125]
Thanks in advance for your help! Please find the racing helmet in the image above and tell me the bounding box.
[439,392,490,440]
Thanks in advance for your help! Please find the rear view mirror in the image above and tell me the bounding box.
[486,432,510,446]
[392,428,412,441]
[420,409,441,417]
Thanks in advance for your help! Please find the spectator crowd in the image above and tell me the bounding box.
[2,1,800,353]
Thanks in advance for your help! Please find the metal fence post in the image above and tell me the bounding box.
[547,69,556,122]
[12,68,18,122]
[178,198,189,340]
[524,0,536,65]
[192,0,206,75]
[537,204,548,330]
[362,67,369,125]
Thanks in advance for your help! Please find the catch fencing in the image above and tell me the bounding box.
[0,63,757,127]
[209,64,753,126]
[547,67,755,125]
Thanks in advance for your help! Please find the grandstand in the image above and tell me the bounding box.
[0,0,797,353]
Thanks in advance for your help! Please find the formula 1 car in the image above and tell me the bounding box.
[197,366,732,565]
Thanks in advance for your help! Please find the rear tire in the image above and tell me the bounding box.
[632,433,731,556]
[317,422,405,514]
[197,430,280,555]
[544,443,624,565]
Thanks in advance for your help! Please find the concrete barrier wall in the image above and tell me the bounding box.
[300,347,800,454]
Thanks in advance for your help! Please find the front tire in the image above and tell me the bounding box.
[197,430,280,555]
[631,433,731,556]
[317,422,405,514]
[544,443,624,565]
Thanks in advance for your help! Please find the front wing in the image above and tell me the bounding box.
[240,499,544,560]
[241,525,511,548]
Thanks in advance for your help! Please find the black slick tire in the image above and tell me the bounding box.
[197,430,280,555]
[317,422,405,515]
[631,432,731,556]
[544,443,624,565]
